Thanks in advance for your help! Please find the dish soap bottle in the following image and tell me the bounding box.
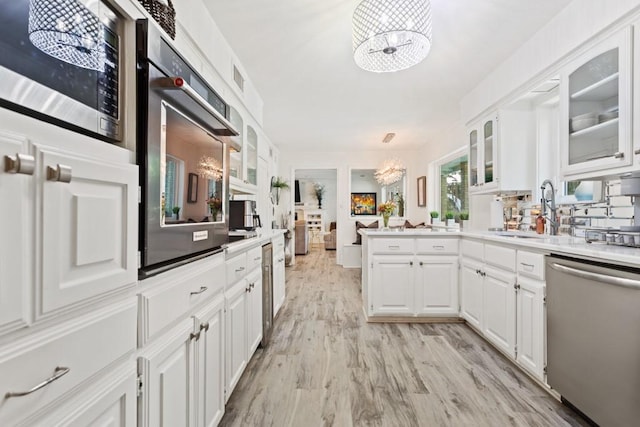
[536,214,546,234]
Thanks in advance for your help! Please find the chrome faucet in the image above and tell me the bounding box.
[540,179,559,235]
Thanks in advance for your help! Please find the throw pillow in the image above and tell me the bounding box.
[354,220,379,245]
[404,220,426,229]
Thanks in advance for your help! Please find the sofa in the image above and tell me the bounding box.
[323,222,337,250]
[295,220,308,255]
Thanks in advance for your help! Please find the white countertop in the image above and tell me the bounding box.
[224,229,286,256]
[358,228,640,267]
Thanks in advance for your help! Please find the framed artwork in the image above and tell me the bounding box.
[417,176,426,207]
[187,173,198,203]
[351,192,377,215]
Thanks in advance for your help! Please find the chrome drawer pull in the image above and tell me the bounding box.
[46,164,72,183]
[635,148,640,155]
[235,267,245,272]
[433,245,445,250]
[520,262,535,271]
[4,153,35,176]
[388,245,400,249]
[5,366,70,398]
[190,286,208,296]
[254,256,261,261]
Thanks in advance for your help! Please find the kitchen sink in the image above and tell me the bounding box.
[494,232,544,239]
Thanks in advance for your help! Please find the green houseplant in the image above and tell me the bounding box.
[459,212,470,230]
[445,211,455,226]
[430,210,440,225]
[172,206,180,220]
[270,176,289,205]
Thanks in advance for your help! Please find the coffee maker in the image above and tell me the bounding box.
[229,200,261,231]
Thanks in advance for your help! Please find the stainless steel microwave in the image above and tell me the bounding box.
[0,0,123,142]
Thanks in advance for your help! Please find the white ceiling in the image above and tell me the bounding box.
[203,0,572,152]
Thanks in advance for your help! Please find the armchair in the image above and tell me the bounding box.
[323,222,337,250]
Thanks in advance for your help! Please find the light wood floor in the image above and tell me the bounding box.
[220,247,588,427]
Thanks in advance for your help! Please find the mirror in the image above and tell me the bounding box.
[350,169,406,217]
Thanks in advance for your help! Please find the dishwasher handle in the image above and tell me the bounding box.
[550,262,640,290]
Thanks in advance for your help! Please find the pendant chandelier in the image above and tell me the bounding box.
[28,0,106,71]
[196,156,223,181]
[375,158,405,185]
[352,0,432,73]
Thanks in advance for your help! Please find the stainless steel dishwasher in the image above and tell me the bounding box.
[546,255,640,427]
[261,243,273,347]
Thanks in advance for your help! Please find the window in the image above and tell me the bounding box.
[438,154,469,218]
[164,154,184,217]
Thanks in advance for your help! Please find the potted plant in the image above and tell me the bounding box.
[378,200,396,229]
[459,211,470,229]
[172,206,180,220]
[430,210,440,224]
[445,211,455,226]
[313,183,325,209]
[206,194,222,221]
[270,176,289,205]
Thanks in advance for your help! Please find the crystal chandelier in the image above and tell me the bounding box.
[28,0,106,71]
[375,159,405,185]
[352,0,432,73]
[196,156,223,181]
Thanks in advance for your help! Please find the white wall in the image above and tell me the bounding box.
[279,149,426,265]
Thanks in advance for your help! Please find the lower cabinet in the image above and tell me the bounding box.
[225,280,248,402]
[482,266,517,358]
[370,255,459,317]
[273,250,286,316]
[460,259,483,329]
[246,269,263,357]
[516,276,546,381]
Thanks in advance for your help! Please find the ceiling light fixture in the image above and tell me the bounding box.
[196,156,223,181]
[352,0,432,73]
[28,0,106,71]
[375,158,405,185]
[382,132,396,143]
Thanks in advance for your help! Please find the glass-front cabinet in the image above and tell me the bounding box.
[560,27,632,177]
[468,113,498,193]
[228,106,258,194]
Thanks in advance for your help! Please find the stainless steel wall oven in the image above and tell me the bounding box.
[136,19,239,278]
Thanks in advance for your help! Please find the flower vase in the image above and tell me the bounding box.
[383,214,390,229]
[318,198,322,209]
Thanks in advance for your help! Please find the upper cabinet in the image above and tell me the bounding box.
[560,27,633,177]
[468,109,536,195]
[228,107,258,194]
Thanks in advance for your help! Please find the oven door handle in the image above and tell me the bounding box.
[152,76,241,150]
[550,262,640,290]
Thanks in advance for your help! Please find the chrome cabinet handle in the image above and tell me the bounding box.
[432,245,445,250]
[520,262,535,271]
[190,286,208,296]
[550,263,640,290]
[4,153,35,176]
[5,366,70,398]
[409,261,413,266]
[249,282,255,289]
[190,331,201,341]
[47,164,72,183]
[200,322,210,332]
[388,245,400,249]
[254,256,261,261]
[613,152,624,159]
[235,267,245,272]
[419,261,424,266]
[635,148,640,155]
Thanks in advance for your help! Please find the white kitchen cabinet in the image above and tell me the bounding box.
[138,319,196,427]
[468,109,536,194]
[0,132,29,335]
[246,268,263,357]
[35,142,138,319]
[460,259,483,329]
[482,266,517,358]
[516,276,546,382]
[415,256,459,315]
[228,106,258,194]
[371,255,415,316]
[193,295,226,427]
[560,26,633,177]
[225,278,248,400]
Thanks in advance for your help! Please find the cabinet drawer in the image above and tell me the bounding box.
[139,255,226,345]
[226,254,248,285]
[416,238,458,254]
[461,239,484,261]
[371,238,414,254]
[272,235,285,252]
[517,251,545,280]
[484,244,516,272]
[246,246,263,272]
[0,301,136,426]
[273,250,285,264]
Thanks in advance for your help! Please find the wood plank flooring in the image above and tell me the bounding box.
[220,248,588,427]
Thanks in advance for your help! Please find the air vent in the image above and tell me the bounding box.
[233,65,244,92]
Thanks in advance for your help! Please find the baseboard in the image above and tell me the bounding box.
[366,316,464,324]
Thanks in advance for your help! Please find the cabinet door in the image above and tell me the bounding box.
[516,277,546,381]
[469,127,480,188]
[245,125,258,186]
[561,27,632,176]
[0,132,29,333]
[225,279,248,399]
[139,321,196,427]
[246,269,263,358]
[482,115,498,190]
[371,256,415,316]
[228,106,244,181]
[35,143,137,318]
[483,266,517,358]
[273,252,286,316]
[460,260,483,328]
[194,295,225,427]
[415,256,459,315]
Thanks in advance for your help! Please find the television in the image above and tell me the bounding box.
[294,180,301,203]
